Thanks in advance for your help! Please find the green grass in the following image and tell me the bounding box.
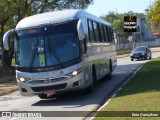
[11,58,15,66]
[94,57,160,120]
[117,49,131,55]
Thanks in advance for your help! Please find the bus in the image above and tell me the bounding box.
[3,9,117,99]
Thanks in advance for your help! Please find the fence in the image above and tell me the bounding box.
[117,39,160,50]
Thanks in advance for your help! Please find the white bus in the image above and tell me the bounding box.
[3,9,117,98]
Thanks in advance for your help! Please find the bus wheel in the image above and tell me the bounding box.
[85,67,96,93]
[106,62,112,80]
[38,94,48,99]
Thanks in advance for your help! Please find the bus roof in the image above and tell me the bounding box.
[16,9,111,29]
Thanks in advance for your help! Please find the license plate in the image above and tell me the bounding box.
[44,90,56,95]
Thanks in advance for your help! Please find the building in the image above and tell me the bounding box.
[133,18,153,42]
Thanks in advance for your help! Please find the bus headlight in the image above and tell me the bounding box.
[17,77,30,82]
[66,68,82,78]
[72,71,78,76]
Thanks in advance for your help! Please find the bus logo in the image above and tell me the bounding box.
[44,78,51,84]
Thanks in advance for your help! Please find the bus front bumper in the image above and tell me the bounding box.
[17,73,85,96]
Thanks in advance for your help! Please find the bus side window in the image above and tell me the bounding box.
[108,27,114,43]
[88,20,95,43]
[93,22,100,42]
[97,23,102,42]
[109,27,111,42]
[103,25,108,42]
[100,24,105,43]
[105,26,110,43]
[111,28,114,42]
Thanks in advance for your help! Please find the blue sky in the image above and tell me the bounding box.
[86,0,155,16]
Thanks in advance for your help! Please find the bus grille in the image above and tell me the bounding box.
[31,83,67,92]
[29,77,67,84]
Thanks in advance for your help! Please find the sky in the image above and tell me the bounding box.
[86,0,156,17]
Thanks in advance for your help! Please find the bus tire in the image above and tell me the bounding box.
[85,67,96,93]
[149,55,152,59]
[106,61,112,80]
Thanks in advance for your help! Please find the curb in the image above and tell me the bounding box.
[117,54,129,58]
[85,63,144,120]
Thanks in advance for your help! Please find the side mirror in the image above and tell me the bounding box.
[77,19,85,40]
[3,29,15,50]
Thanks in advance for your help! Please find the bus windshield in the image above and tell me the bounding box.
[15,20,80,71]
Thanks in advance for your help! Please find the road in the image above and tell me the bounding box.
[0,52,160,120]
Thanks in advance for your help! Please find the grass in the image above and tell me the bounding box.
[11,58,15,66]
[117,49,131,55]
[94,57,160,120]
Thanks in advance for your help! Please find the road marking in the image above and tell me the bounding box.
[87,99,111,120]
[85,62,144,120]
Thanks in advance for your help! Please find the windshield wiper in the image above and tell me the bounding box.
[47,37,63,67]
[29,39,38,71]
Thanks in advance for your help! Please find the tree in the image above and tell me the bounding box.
[0,1,16,41]
[101,11,145,44]
[0,0,93,69]
[0,0,93,43]
[147,0,160,33]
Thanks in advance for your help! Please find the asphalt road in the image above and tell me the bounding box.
[0,52,160,120]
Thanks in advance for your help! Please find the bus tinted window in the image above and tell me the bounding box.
[105,26,110,42]
[103,26,108,42]
[15,20,80,67]
[100,24,105,42]
[108,27,113,42]
[106,26,111,42]
[111,28,114,42]
[102,25,107,42]
[88,20,95,42]
[93,22,100,42]
[97,23,102,42]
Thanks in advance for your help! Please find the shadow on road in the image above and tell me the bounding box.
[31,78,109,107]
[31,62,144,108]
